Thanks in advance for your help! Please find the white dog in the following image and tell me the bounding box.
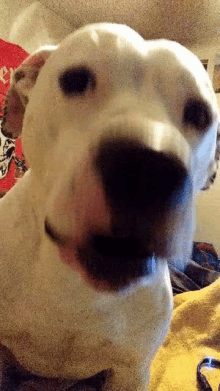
[0,23,219,391]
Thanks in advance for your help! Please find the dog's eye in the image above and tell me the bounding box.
[183,98,212,131]
[59,67,96,96]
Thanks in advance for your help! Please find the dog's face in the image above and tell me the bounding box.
[2,23,219,293]
[1,22,220,386]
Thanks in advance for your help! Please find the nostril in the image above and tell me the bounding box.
[94,137,190,212]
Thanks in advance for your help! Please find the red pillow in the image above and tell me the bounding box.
[0,39,29,193]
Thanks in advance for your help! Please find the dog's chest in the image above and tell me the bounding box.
[0,266,151,379]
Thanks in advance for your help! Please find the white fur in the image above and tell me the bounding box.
[0,23,219,390]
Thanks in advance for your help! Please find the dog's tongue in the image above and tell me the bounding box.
[72,158,112,237]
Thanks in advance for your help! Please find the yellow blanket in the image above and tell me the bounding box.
[150,277,220,390]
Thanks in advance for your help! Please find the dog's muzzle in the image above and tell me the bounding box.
[76,137,191,290]
[46,136,191,292]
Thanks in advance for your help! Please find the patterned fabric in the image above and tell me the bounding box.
[192,241,220,271]
[0,39,28,194]
[169,242,220,296]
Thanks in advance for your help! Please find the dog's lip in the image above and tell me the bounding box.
[45,218,68,247]
[45,219,115,291]
[45,218,158,292]
[58,246,116,292]
[58,245,158,293]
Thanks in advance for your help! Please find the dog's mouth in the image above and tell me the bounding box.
[45,219,157,292]
[78,233,157,290]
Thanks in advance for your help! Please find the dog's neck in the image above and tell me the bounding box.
[0,171,39,245]
[0,172,41,328]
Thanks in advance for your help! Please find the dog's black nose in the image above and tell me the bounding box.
[94,137,190,213]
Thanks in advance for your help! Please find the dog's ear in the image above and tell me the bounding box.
[202,124,220,190]
[1,45,57,139]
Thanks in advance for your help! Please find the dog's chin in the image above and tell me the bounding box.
[45,219,158,293]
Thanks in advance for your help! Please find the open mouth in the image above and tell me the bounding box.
[92,235,140,258]
[78,234,157,290]
[45,219,157,291]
